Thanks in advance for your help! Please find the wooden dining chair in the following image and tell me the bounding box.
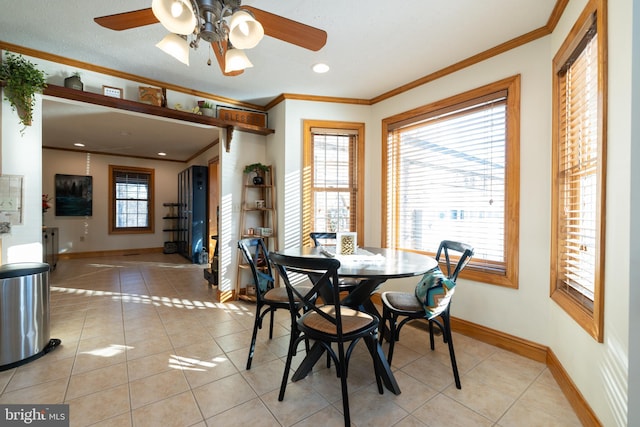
[379,240,474,389]
[270,252,383,427]
[238,238,310,370]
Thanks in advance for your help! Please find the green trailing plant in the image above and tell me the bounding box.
[0,51,47,130]
[201,101,213,109]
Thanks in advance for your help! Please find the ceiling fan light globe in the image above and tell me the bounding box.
[156,33,190,66]
[225,48,253,73]
[170,1,184,18]
[228,10,264,49]
[152,0,196,35]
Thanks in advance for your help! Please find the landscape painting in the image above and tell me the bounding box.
[55,174,92,216]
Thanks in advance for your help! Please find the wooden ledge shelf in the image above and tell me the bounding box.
[43,84,275,137]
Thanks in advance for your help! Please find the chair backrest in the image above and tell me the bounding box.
[270,252,345,335]
[309,232,337,247]
[237,238,274,301]
[435,240,475,281]
[415,241,474,319]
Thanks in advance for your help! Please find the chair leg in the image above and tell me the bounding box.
[246,303,264,370]
[428,319,435,351]
[268,307,275,339]
[279,327,300,401]
[386,312,398,365]
[442,312,461,389]
[364,334,384,394]
[336,341,351,427]
[379,304,392,344]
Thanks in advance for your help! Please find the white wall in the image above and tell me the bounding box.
[0,92,44,264]
[42,149,185,254]
[627,0,640,425]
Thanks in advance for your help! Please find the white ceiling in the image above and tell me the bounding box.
[1,0,558,161]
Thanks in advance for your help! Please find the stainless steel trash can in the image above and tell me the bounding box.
[0,262,60,370]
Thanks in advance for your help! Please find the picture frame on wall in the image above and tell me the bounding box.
[55,174,93,216]
[138,86,163,106]
[102,85,123,98]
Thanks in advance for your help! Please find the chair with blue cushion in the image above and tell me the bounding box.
[379,240,474,389]
[238,237,310,370]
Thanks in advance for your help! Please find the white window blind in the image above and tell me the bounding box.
[386,92,507,273]
[555,19,599,307]
[311,130,357,233]
[114,170,150,228]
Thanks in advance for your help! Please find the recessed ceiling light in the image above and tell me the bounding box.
[74,143,85,147]
[158,152,167,156]
[312,63,330,73]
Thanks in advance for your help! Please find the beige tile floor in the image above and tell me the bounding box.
[0,253,582,427]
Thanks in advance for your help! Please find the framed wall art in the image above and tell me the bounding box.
[55,174,93,216]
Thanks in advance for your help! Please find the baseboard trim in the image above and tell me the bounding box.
[58,247,164,259]
[371,292,600,426]
[451,317,600,426]
[450,317,547,362]
[546,348,601,427]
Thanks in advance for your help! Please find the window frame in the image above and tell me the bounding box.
[302,120,365,247]
[109,165,155,235]
[382,75,521,288]
[550,0,607,342]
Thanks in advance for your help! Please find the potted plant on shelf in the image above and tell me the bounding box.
[0,51,47,130]
[64,71,83,91]
[244,163,269,185]
[200,101,214,117]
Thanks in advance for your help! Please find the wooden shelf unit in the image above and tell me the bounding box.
[236,165,277,300]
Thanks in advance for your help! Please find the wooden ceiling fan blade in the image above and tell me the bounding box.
[212,41,245,77]
[244,6,327,51]
[94,8,159,31]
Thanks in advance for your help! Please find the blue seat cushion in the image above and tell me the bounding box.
[414,267,456,319]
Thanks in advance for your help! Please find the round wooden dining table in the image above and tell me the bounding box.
[273,246,437,394]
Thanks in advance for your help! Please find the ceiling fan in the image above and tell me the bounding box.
[94,0,327,76]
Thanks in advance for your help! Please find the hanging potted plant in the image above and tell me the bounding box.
[243,163,269,185]
[0,51,47,130]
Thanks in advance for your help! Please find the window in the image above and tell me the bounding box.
[109,165,155,234]
[302,120,364,247]
[551,2,606,342]
[382,76,520,287]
